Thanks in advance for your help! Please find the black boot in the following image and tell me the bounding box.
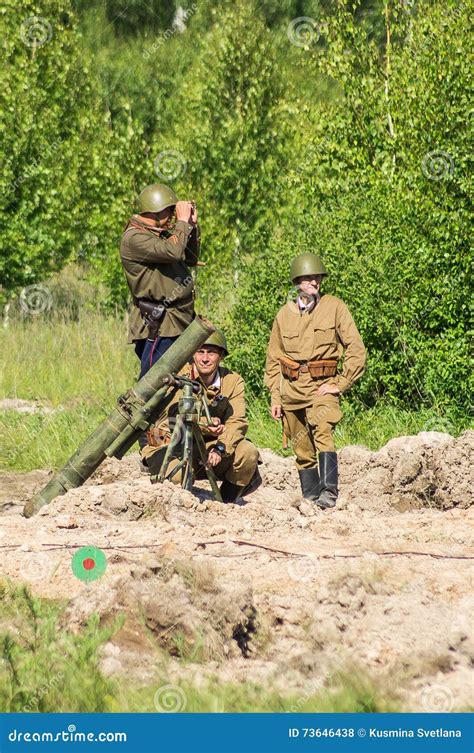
[318,451,338,509]
[298,467,320,502]
[220,468,262,503]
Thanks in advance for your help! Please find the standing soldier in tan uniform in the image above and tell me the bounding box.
[143,331,262,503]
[120,183,200,379]
[265,253,366,509]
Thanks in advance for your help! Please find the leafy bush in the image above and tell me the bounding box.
[2,0,470,415]
[104,0,176,36]
[228,0,472,412]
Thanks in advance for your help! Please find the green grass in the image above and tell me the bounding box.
[0,312,136,406]
[124,672,399,714]
[0,580,399,713]
[0,306,137,471]
[0,580,121,713]
[0,311,471,472]
[0,405,109,472]
[247,397,469,454]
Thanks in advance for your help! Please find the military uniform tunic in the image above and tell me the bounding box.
[142,362,259,486]
[120,217,200,343]
[265,294,366,463]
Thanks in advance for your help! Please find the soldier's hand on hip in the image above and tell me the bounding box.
[271,404,282,420]
[176,201,194,222]
[317,383,340,396]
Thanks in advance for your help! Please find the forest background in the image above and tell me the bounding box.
[1,0,471,471]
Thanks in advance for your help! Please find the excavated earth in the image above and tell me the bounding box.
[0,430,473,712]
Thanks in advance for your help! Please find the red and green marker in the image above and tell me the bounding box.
[71,546,107,583]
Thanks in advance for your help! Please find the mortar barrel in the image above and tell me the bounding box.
[23,317,214,517]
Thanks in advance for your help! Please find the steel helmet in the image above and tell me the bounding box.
[201,330,228,357]
[137,184,178,214]
[290,253,328,282]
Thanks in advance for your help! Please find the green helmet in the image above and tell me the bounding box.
[290,253,328,282]
[137,184,177,214]
[202,330,228,357]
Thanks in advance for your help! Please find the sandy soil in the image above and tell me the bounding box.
[0,430,472,711]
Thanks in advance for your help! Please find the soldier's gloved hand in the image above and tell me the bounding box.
[271,404,282,420]
[176,201,194,223]
[205,417,225,437]
[316,384,340,396]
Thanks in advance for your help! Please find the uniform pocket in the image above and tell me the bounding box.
[314,325,336,346]
[282,330,300,343]
[282,330,300,356]
[307,396,343,428]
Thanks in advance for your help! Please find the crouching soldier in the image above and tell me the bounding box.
[143,330,262,503]
[265,253,366,509]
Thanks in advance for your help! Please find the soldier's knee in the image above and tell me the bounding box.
[237,440,259,468]
[314,425,336,453]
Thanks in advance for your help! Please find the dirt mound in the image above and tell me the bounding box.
[0,430,472,710]
[57,430,470,520]
[0,469,51,514]
[63,558,256,662]
[339,430,473,512]
[42,476,194,521]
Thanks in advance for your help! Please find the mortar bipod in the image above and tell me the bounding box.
[150,374,223,502]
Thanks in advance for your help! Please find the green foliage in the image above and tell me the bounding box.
[104,0,176,36]
[0,0,90,293]
[228,0,472,412]
[0,581,400,712]
[127,670,399,712]
[0,308,136,406]
[171,0,291,312]
[0,0,146,306]
[0,308,469,472]
[0,581,120,712]
[1,0,470,415]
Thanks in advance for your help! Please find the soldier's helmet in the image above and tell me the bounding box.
[137,184,178,214]
[201,330,229,357]
[290,253,328,282]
